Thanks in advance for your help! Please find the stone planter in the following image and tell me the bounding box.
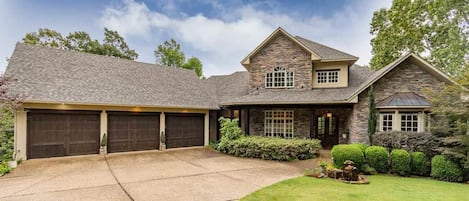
[160,143,166,151]
[100,146,107,155]
[7,161,17,169]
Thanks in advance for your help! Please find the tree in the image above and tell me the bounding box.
[370,0,468,78]
[154,39,185,67]
[22,28,138,60]
[182,57,203,78]
[368,85,377,145]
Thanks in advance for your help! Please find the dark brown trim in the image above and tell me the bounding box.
[315,69,340,72]
[106,111,161,116]
[26,109,101,115]
[246,108,250,135]
[164,112,205,117]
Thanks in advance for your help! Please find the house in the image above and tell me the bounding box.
[5,27,456,160]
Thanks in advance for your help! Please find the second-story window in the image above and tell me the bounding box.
[266,67,294,88]
[317,70,339,83]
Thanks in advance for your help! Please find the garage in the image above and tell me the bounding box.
[107,112,160,153]
[27,110,101,159]
[165,113,205,148]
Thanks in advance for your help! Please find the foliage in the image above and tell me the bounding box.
[431,155,463,182]
[154,39,204,77]
[218,117,244,141]
[362,164,378,175]
[154,39,185,67]
[100,133,107,147]
[390,149,411,176]
[217,136,321,161]
[182,57,203,78]
[23,28,138,60]
[373,131,437,157]
[365,146,389,173]
[0,162,11,175]
[370,0,468,78]
[331,144,365,170]
[160,131,166,144]
[0,108,14,163]
[367,85,377,145]
[410,151,430,176]
[349,143,367,154]
[241,175,469,201]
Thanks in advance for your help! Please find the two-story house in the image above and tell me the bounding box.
[6,27,455,159]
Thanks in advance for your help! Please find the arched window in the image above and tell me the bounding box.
[265,67,294,88]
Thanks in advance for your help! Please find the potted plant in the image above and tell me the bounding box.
[100,133,107,155]
[160,131,166,151]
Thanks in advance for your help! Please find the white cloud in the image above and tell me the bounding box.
[100,0,391,76]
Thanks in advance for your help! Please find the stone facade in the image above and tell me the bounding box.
[349,60,446,144]
[248,33,312,93]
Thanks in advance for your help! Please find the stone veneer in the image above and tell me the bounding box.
[248,33,312,93]
[348,60,446,144]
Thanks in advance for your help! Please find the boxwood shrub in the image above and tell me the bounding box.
[350,143,367,154]
[390,149,411,176]
[331,144,365,170]
[431,155,463,182]
[365,146,389,173]
[410,152,429,176]
[218,136,321,161]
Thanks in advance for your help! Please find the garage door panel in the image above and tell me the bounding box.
[166,113,204,149]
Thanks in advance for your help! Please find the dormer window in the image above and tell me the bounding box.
[317,70,339,84]
[265,67,294,88]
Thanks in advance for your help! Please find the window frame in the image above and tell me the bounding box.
[400,112,419,132]
[316,69,339,84]
[265,67,294,88]
[379,113,394,132]
[264,110,294,138]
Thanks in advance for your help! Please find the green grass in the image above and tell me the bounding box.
[241,175,468,201]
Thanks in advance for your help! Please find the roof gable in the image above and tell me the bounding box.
[241,27,321,68]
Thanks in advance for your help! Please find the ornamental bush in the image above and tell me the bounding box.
[410,152,430,176]
[365,146,389,173]
[217,117,245,152]
[431,155,463,182]
[219,136,321,161]
[331,144,365,170]
[390,149,411,176]
[350,143,368,154]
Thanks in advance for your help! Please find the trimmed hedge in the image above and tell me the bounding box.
[350,143,367,154]
[390,149,411,176]
[331,144,365,170]
[410,152,429,176]
[218,136,321,161]
[365,146,389,173]
[431,155,463,182]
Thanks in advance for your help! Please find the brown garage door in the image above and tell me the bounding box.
[27,110,100,159]
[107,112,160,153]
[165,113,204,148]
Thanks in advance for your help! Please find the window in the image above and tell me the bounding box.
[265,110,294,138]
[266,67,294,88]
[380,113,393,131]
[401,113,419,132]
[317,70,339,83]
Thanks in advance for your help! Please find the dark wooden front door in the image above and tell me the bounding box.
[107,112,160,153]
[316,113,339,149]
[165,113,204,148]
[27,110,100,159]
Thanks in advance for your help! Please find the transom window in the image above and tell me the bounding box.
[380,113,393,131]
[317,70,339,83]
[266,67,294,88]
[401,113,418,132]
[264,110,294,138]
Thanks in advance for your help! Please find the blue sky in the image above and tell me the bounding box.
[0,0,391,76]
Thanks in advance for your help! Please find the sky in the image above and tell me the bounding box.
[0,0,392,77]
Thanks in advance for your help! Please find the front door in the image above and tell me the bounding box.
[316,113,339,149]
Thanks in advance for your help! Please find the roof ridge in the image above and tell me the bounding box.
[294,36,358,60]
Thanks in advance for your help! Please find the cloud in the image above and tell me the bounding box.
[100,0,391,76]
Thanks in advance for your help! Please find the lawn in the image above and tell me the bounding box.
[241,175,468,201]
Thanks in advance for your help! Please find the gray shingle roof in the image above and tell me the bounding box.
[5,43,219,109]
[295,36,358,61]
[204,71,249,103]
[221,64,373,105]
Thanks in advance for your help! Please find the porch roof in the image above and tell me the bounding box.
[376,92,431,109]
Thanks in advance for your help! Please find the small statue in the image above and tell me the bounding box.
[343,160,359,181]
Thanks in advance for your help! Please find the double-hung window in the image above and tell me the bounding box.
[266,67,294,88]
[264,110,294,138]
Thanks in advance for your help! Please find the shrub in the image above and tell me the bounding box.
[365,146,389,173]
[350,143,367,154]
[331,144,365,170]
[362,164,378,175]
[390,149,411,176]
[410,152,430,176]
[219,136,321,161]
[0,162,11,175]
[373,131,437,157]
[431,155,463,182]
[217,117,245,152]
[0,130,14,163]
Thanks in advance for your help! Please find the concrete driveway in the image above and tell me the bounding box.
[0,147,323,201]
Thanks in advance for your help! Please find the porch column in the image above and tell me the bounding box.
[204,111,209,146]
[14,109,27,160]
[100,110,107,144]
[246,109,250,134]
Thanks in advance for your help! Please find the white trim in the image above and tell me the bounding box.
[265,67,294,88]
[264,110,294,138]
